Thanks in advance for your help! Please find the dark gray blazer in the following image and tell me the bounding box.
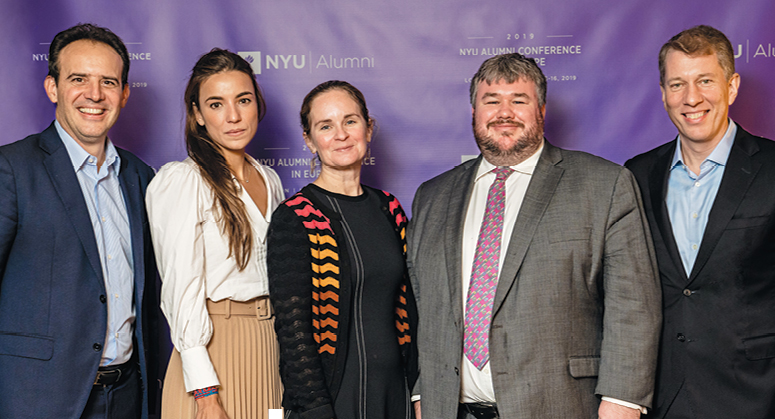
[0,123,158,418]
[626,126,775,418]
[408,141,661,418]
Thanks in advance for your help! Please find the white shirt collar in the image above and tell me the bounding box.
[55,120,121,174]
[475,139,544,182]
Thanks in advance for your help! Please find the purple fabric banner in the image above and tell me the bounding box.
[2,0,773,212]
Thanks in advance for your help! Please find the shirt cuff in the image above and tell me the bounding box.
[601,397,647,414]
[179,345,220,392]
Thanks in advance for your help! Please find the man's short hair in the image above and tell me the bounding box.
[48,23,130,86]
[469,53,547,108]
[658,25,735,86]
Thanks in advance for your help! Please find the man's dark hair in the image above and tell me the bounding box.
[48,23,130,86]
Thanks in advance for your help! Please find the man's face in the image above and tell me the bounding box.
[661,49,739,148]
[44,40,129,150]
[472,78,545,166]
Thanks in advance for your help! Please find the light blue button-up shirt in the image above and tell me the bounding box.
[56,121,135,366]
[666,120,737,277]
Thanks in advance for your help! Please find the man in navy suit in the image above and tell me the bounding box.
[0,24,157,419]
[626,25,775,418]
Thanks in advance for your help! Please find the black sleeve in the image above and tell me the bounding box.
[267,205,335,419]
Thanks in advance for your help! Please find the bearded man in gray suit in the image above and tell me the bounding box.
[407,53,661,418]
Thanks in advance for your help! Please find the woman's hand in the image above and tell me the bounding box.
[195,393,229,419]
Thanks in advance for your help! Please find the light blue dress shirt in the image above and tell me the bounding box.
[666,120,737,277]
[56,121,135,366]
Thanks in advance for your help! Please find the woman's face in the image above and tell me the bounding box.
[194,70,258,154]
[304,89,372,172]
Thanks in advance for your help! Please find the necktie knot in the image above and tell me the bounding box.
[493,167,514,182]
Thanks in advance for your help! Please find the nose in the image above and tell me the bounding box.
[84,80,105,102]
[225,103,241,123]
[332,124,348,141]
[684,83,703,107]
[497,102,516,118]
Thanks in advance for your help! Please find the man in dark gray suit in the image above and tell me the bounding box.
[407,53,661,418]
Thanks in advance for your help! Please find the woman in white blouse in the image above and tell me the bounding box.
[146,49,284,419]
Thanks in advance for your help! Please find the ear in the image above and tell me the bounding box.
[193,103,205,126]
[727,73,740,106]
[120,84,131,108]
[540,104,546,120]
[366,119,374,143]
[44,76,58,104]
[660,83,668,111]
[303,132,316,154]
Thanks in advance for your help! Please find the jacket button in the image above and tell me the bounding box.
[454,367,460,375]
[100,295,107,303]
[677,333,686,342]
[93,343,102,351]
[683,289,692,297]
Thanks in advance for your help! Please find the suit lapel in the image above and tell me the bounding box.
[117,152,146,305]
[40,125,104,288]
[689,130,760,282]
[492,142,563,313]
[445,156,480,324]
[648,141,689,283]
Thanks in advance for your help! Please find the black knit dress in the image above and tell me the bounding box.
[307,185,410,419]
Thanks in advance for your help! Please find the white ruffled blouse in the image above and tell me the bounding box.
[146,156,284,392]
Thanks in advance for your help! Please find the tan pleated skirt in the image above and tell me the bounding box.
[161,298,283,419]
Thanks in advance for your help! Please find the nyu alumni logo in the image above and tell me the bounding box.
[239,50,376,74]
[238,51,262,74]
[238,51,308,75]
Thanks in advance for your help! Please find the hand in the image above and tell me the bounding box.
[598,400,641,419]
[195,393,229,419]
[413,400,421,419]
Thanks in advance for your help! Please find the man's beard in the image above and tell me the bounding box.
[473,114,544,166]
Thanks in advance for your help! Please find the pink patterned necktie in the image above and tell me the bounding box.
[464,166,514,370]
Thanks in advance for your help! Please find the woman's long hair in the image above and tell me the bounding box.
[184,48,267,270]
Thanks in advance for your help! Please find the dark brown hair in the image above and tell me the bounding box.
[300,80,371,135]
[184,48,266,270]
[48,23,130,86]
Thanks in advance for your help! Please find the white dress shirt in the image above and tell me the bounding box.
[146,156,284,392]
[460,143,543,403]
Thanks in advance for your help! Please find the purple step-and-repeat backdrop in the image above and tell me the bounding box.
[2,0,774,213]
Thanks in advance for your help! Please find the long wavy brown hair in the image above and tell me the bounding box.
[184,48,267,270]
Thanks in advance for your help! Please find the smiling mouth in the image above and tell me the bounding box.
[489,120,523,129]
[79,107,105,115]
[684,110,708,121]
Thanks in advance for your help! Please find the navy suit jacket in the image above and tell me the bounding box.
[626,126,775,418]
[0,123,158,418]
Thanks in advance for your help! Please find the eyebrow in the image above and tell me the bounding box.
[204,91,254,102]
[481,92,530,99]
[66,73,120,83]
[667,73,717,83]
[314,113,361,126]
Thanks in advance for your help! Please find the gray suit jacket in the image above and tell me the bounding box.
[407,141,661,418]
